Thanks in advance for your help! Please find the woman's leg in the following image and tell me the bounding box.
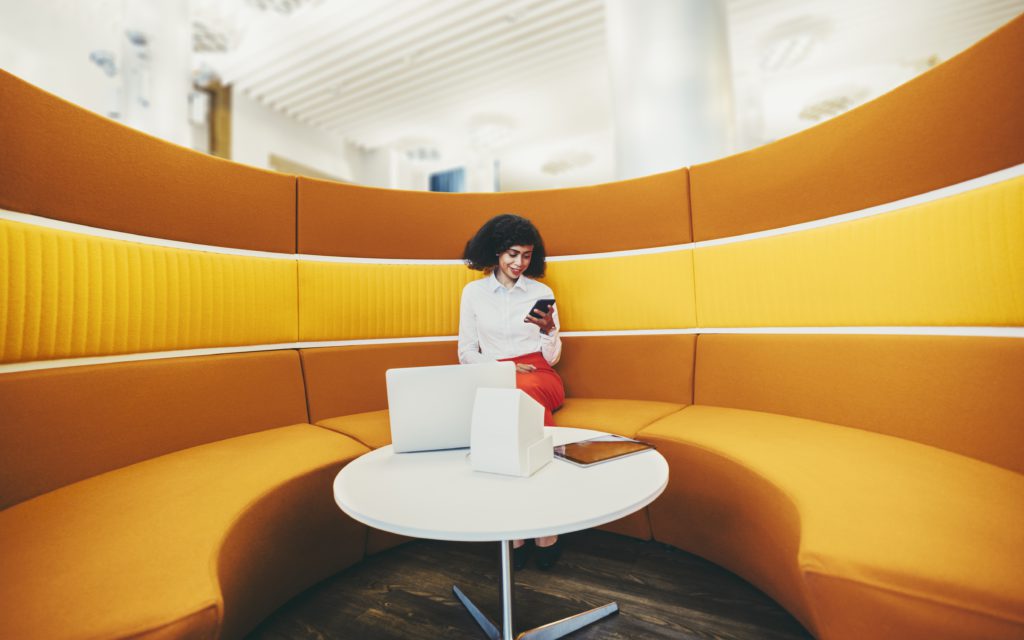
[505,352,564,426]
[533,534,561,570]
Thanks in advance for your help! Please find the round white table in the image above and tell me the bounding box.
[334,427,669,640]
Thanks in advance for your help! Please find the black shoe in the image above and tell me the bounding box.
[534,539,562,570]
[513,542,532,570]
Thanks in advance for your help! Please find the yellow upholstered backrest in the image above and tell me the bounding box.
[298,262,476,341]
[694,176,1024,328]
[296,250,698,342]
[547,251,696,331]
[1,219,298,363]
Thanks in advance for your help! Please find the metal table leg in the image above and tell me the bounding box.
[453,540,619,640]
[453,584,500,640]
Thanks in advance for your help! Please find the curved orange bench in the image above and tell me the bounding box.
[640,335,1024,638]
[0,352,369,639]
[2,13,1023,640]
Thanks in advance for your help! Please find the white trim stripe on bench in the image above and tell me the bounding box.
[2,327,1022,374]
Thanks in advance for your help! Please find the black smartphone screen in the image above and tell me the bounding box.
[526,298,555,320]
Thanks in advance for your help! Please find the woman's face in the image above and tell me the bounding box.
[496,244,533,283]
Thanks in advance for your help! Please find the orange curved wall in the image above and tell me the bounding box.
[0,70,296,253]
[297,169,690,259]
[689,14,1024,241]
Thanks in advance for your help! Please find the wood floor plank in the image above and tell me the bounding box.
[248,530,812,640]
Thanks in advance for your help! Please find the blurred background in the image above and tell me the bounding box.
[2,0,1021,191]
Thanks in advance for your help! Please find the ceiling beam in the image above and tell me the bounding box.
[248,0,485,102]
[304,2,602,127]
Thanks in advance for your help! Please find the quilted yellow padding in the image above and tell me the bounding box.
[695,176,1024,327]
[546,250,697,331]
[298,261,476,341]
[298,250,698,341]
[0,220,298,363]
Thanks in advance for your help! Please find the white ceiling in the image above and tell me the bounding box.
[199,0,1023,190]
[727,0,1024,144]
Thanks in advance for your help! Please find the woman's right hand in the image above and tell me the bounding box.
[516,363,537,374]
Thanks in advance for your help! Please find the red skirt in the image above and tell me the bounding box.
[499,352,565,426]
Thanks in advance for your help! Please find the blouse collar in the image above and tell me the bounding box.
[489,270,530,292]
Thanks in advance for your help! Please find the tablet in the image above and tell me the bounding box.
[554,435,655,467]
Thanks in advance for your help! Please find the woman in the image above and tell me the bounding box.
[459,213,564,570]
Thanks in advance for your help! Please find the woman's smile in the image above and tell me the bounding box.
[497,245,533,286]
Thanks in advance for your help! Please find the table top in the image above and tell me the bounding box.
[333,427,669,542]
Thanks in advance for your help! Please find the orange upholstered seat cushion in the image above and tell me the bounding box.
[315,398,686,450]
[641,405,1024,639]
[0,425,369,640]
[317,409,393,450]
[554,398,684,438]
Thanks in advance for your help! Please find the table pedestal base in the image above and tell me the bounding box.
[453,540,619,640]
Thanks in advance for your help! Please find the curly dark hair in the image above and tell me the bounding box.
[463,214,547,278]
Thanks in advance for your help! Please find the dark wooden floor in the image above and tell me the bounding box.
[248,530,812,640]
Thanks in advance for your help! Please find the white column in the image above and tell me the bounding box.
[604,0,735,179]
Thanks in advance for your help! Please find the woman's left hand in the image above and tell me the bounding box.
[524,307,555,335]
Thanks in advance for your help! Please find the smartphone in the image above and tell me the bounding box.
[524,298,555,321]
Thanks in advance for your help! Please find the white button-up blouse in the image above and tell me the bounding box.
[457,271,562,366]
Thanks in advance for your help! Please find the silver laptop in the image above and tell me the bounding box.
[385,362,516,453]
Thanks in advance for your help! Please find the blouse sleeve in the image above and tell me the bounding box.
[458,284,492,364]
[539,303,562,366]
